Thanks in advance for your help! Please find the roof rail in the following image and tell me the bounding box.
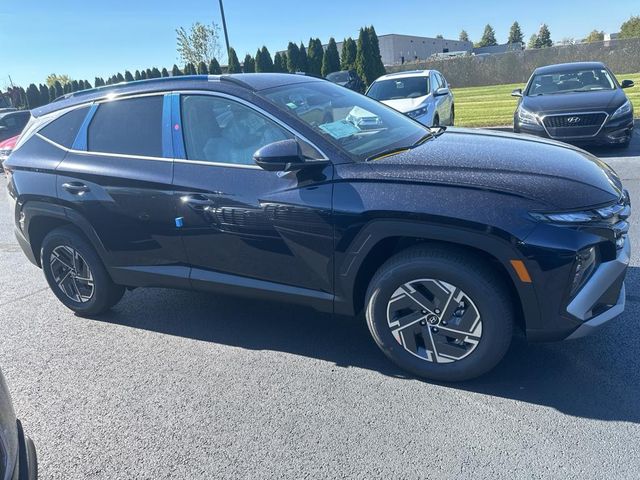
[52,75,215,103]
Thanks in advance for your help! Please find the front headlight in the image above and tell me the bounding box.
[517,106,540,125]
[530,211,597,223]
[406,105,429,118]
[610,99,632,120]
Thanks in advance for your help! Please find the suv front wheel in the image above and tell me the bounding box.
[41,227,125,316]
[365,245,513,381]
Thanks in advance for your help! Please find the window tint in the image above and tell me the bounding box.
[367,77,429,101]
[181,95,293,165]
[39,106,89,148]
[431,74,442,92]
[0,112,28,129]
[88,96,163,157]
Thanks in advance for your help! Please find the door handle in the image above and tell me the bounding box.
[181,194,215,211]
[61,182,90,195]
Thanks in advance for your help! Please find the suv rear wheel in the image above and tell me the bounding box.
[41,227,125,316]
[365,245,513,381]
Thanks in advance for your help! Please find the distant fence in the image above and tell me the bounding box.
[385,38,640,88]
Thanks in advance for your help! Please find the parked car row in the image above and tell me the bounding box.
[325,61,635,149]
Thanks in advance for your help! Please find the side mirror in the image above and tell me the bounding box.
[511,88,523,97]
[254,139,305,172]
[434,87,450,97]
[621,80,634,89]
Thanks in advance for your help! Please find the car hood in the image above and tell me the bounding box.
[381,95,430,113]
[365,128,623,209]
[521,89,626,114]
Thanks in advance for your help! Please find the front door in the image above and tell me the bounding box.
[172,93,334,304]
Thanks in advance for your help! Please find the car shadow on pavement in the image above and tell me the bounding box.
[95,266,640,424]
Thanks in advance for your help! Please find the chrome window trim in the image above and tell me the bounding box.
[174,89,330,164]
[540,111,609,139]
[30,88,330,170]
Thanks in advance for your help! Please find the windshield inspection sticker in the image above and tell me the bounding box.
[319,120,359,139]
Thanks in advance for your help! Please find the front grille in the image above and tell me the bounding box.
[542,112,607,138]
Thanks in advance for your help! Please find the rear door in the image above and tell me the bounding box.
[55,94,188,285]
[171,92,335,305]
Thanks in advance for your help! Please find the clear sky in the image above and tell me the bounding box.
[1,0,637,87]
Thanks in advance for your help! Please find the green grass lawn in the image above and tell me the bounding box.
[452,72,640,127]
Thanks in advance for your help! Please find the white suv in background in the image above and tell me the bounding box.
[366,70,454,127]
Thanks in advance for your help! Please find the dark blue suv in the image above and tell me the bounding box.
[5,74,631,381]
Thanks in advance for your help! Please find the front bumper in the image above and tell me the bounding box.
[565,237,630,339]
[516,114,634,146]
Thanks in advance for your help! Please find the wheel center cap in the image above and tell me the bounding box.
[427,314,439,325]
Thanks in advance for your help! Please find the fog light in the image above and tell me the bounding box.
[571,247,597,296]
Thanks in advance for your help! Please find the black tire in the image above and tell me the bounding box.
[450,106,455,126]
[432,114,440,127]
[41,226,125,316]
[365,245,513,382]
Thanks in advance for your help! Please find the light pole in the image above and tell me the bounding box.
[218,0,230,62]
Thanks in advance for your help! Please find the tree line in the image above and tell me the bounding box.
[4,24,385,110]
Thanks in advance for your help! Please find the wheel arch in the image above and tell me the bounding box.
[335,220,538,334]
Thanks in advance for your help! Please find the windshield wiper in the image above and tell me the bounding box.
[367,130,436,162]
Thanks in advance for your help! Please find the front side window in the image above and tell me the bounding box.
[527,68,616,96]
[367,77,430,101]
[262,80,428,161]
[180,95,293,165]
[88,96,163,157]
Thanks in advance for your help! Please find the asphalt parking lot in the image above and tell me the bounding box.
[1,130,639,479]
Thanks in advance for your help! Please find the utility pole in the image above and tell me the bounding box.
[218,0,230,62]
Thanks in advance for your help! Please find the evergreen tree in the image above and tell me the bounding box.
[161,67,170,77]
[124,70,134,82]
[459,30,469,42]
[227,48,241,73]
[172,64,182,76]
[273,52,286,73]
[508,21,524,44]
[197,61,208,74]
[208,58,222,74]
[149,67,160,78]
[256,46,274,73]
[63,82,71,94]
[340,37,357,70]
[84,79,92,89]
[243,54,255,73]
[134,70,142,81]
[368,26,386,79]
[355,27,381,86]
[321,37,340,77]
[537,24,553,47]
[116,73,125,83]
[298,43,308,72]
[140,70,148,80]
[54,81,63,98]
[527,34,539,49]
[145,69,153,78]
[48,85,56,102]
[307,38,323,76]
[281,52,288,72]
[286,42,300,72]
[26,84,41,108]
[39,84,50,104]
[478,24,498,47]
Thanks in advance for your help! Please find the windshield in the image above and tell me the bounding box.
[261,81,428,161]
[527,68,616,96]
[327,71,350,83]
[367,77,430,101]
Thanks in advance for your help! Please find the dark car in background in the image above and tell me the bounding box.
[325,70,364,92]
[0,111,30,143]
[0,368,37,480]
[4,74,631,381]
[512,61,635,147]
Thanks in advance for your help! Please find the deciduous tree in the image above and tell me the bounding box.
[176,21,222,65]
[619,15,640,39]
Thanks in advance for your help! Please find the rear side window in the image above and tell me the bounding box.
[88,96,163,157]
[39,106,89,148]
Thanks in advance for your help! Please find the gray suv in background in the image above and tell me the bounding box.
[366,69,454,127]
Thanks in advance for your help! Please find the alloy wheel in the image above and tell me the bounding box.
[386,279,482,363]
[49,245,95,303]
